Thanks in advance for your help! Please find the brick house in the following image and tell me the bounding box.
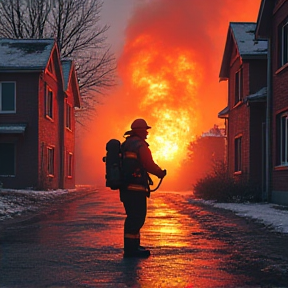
[0,39,80,190]
[256,0,288,205]
[218,23,268,194]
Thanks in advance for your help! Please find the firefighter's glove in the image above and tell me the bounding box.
[160,169,167,179]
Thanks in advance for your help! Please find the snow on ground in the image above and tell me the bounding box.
[0,188,77,222]
[189,198,288,234]
[1,187,288,234]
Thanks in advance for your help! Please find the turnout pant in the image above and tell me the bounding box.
[120,190,147,251]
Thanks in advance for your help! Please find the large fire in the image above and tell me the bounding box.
[124,34,202,163]
[76,0,262,190]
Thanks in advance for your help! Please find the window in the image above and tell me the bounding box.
[0,143,15,176]
[45,87,53,119]
[279,19,288,67]
[276,112,288,166]
[67,152,73,178]
[0,82,16,113]
[235,136,242,172]
[66,101,72,130]
[234,68,243,105]
[47,147,55,176]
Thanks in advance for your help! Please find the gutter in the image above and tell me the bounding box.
[265,39,272,202]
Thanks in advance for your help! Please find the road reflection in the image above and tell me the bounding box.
[130,192,244,288]
[0,189,254,287]
[49,190,250,287]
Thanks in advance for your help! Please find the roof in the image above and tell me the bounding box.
[61,60,72,91]
[61,59,81,108]
[219,22,268,80]
[244,86,267,103]
[0,123,27,134]
[0,38,55,71]
[218,106,229,118]
[255,0,275,39]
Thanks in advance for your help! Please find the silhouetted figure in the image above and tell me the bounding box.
[120,118,166,258]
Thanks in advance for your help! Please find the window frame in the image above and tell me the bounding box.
[278,18,288,68]
[234,136,242,173]
[65,100,72,131]
[234,67,243,105]
[0,81,16,113]
[67,152,73,178]
[45,86,54,120]
[47,146,55,177]
[276,111,288,166]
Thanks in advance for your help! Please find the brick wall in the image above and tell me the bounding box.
[227,58,250,182]
[38,73,61,190]
[63,87,76,189]
[271,1,288,192]
[0,72,40,189]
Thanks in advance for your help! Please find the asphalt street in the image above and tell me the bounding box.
[0,188,288,287]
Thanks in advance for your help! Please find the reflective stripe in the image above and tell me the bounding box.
[127,184,147,192]
[124,151,138,159]
[124,233,140,239]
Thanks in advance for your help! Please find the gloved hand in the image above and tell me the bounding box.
[160,169,167,178]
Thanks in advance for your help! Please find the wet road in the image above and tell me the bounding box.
[0,188,288,287]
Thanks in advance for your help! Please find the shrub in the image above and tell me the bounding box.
[193,161,262,203]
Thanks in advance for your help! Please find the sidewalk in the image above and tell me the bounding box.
[189,198,288,234]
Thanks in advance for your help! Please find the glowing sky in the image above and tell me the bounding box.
[76,0,262,190]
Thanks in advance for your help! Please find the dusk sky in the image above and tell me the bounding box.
[76,0,262,190]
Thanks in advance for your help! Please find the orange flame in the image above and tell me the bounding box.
[120,34,202,164]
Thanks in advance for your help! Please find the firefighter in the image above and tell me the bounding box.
[120,118,166,258]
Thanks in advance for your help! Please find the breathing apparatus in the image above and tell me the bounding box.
[103,118,166,192]
[103,139,166,192]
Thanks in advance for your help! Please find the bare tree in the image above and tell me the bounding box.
[0,0,116,122]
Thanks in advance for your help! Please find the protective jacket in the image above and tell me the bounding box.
[121,135,164,193]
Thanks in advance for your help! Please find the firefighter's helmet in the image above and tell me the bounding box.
[131,118,151,130]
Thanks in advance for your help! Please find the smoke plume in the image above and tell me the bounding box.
[76,0,261,191]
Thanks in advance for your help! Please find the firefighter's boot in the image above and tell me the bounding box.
[124,236,150,258]
[136,236,147,251]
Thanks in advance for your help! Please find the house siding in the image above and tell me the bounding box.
[271,1,288,201]
[221,23,267,197]
[38,72,62,190]
[227,58,250,182]
[63,89,76,189]
[0,73,39,188]
[249,102,266,185]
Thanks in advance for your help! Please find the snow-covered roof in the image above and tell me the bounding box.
[61,59,81,108]
[219,22,268,80]
[230,22,268,58]
[245,86,267,103]
[0,38,55,71]
[0,123,27,134]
